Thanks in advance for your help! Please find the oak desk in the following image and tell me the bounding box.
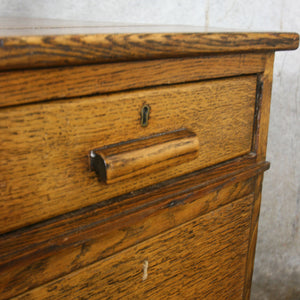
[0,18,298,299]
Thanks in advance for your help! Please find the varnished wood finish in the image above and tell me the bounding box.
[0,159,269,299]
[243,174,264,299]
[0,53,267,108]
[0,75,257,233]
[0,19,298,71]
[253,52,275,161]
[12,195,254,300]
[91,129,200,184]
[0,19,298,299]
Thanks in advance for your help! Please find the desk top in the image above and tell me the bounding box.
[0,17,298,70]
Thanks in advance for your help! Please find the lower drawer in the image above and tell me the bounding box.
[14,194,253,300]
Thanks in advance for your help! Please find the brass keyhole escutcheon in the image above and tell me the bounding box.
[141,104,150,127]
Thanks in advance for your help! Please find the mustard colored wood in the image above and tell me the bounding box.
[0,18,298,300]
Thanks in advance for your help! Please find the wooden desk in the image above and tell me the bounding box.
[0,18,298,299]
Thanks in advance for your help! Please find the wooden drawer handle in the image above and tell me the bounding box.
[89,129,199,184]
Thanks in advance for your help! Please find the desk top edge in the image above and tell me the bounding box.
[0,17,298,71]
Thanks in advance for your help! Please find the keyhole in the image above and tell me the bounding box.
[141,104,150,127]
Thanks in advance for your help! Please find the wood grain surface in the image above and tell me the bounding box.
[243,174,264,300]
[0,19,295,299]
[0,158,269,299]
[0,53,267,108]
[253,52,275,161]
[11,195,254,300]
[0,75,257,233]
[91,129,200,184]
[0,25,298,70]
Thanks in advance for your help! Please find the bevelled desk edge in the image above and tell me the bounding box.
[0,27,298,71]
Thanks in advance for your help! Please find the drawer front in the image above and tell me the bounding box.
[14,194,253,299]
[0,75,257,233]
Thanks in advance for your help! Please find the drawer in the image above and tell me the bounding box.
[1,161,268,299]
[13,194,254,299]
[0,75,257,233]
